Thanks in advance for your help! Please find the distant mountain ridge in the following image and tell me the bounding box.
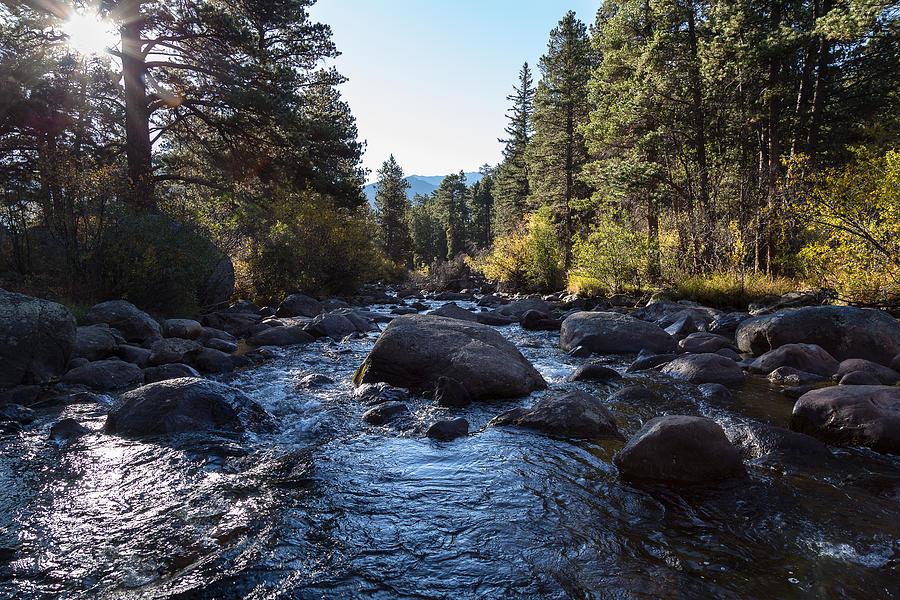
[364,171,484,206]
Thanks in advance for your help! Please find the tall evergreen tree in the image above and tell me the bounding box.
[373,155,412,264]
[494,62,534,235]
[529,11,594,269]
[468,164,495,248]
[434,171,469,258]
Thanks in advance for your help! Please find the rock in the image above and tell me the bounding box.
[496,297,552,318]
[733,422,832,459]
[491,389,624,440]
[362,401,409,425]
[199,327,237,345]
[85,300,160,343]
[330,308,380,331]
[475,312,519,326]
[767,366,826,386]
[607,294,637,308]
[567,345,593,358]
[607,386,661,405]
[391,306,418,315]
[698,382,732,402]
[434,376,471,407]
[200,311,261,338]
[205,337,238,354]
[736,306,900,365]
[567,363,621,382]
[426,418,469,441]
[353,382,409,405]
[748,343,839,377]
[61,359,143,390]
[662,353,745,386]
[428,302,478,322]
[115,344,152,367]
[626,353,678,372]
[143,363,201,383]
[748,290,833,316]
[715,348,742,361]
[432,291,474,302]
[200,254,235,308]
[708,312,752,337]
[891,354,900,373]
[68,357,90,370]
[161,319,203,339]
[0,289,77,387]
[105,377,270,437]
[192,348,235,373]
[0,403,35,425]
[559,311,676,355]
[835,359,900,385]
[303,312,359,338]
[295,374,334,389]
[631,300,684,322]
[783,385,817,399]
[614,415,744,483]
[321,299,351,311]
[247,326,315,347]
[678,332,738,354]
[149,337,202,365]
[354,314,546,402]
[276,294,322,318]
[73,325,120,361]
[49,418,90,442]
[791,386,900,453]
[0,385,42,407]
[477,294,507,307]
[839,371,882,386]
[520,310,561,331]
[662,312,702,336]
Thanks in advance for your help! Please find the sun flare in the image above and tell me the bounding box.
[63,11,118,57]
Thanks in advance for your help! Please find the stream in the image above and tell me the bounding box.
[1,300,898,599]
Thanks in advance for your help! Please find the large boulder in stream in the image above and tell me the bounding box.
[105,377,270,437]
[559,311,676,355]
[790,386,900,453]
[0,289,77,387]
[73,325,121,361]
[85,300,161,343]
[614,415,745,483]
[736,306,900,365]
[276,293,323,318]
[353,314,546,401]
[490,389,624,440]
[62,358,143,390]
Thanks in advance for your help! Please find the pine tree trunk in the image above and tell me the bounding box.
[121,0,155,211]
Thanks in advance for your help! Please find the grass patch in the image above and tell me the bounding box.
[672,271,798,309]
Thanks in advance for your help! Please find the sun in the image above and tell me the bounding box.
[63,11,118,57]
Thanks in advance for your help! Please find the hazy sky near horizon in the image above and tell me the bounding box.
[308,1,601,182]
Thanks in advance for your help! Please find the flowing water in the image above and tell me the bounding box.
[1,302,898,599]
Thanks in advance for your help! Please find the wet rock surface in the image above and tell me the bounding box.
[791,385,900,453]
[560,311,676,355]
[491,389,624,440]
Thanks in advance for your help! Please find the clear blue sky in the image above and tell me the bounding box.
[308,1,601,182]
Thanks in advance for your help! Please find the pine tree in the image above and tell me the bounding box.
[528,11,594,270]
[468,164,495,248]
[434,171,469,258]
[494,62,535,236]
[373,155,412,264]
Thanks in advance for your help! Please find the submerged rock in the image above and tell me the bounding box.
[105,377,270,437]
[49,418,90,442]
[791,385,900,453]
[614,415,744,483]
[353,382,410,405]
[362,401,409,425]
[566,363,621,382]
[490,389,624,440]
[662,353,745,386]
[736,306,900,365]
[559,311,676,355]
[354,314,546,402]
[426,418,469,441]
[0,289,77,387]
[732,422,832,460]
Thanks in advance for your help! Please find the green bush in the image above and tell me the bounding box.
[571,206,651,294]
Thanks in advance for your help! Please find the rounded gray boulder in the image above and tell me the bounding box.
[560,311,676,355]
